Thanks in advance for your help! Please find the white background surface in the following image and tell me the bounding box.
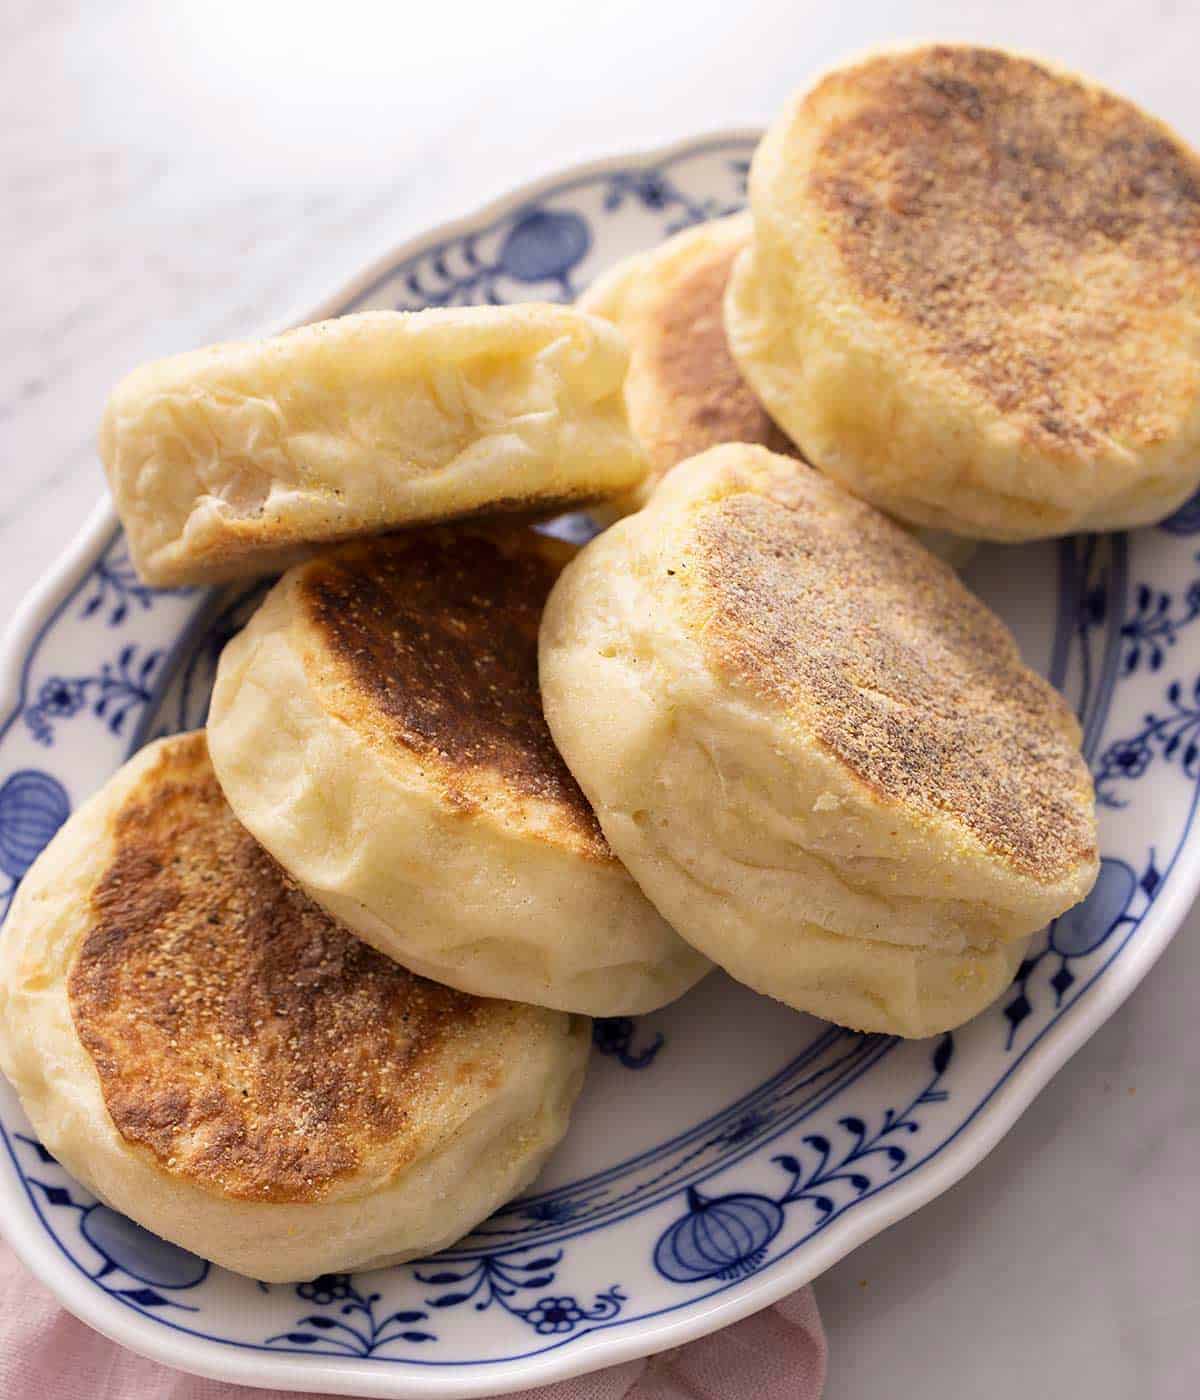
[4,2,1199,1396]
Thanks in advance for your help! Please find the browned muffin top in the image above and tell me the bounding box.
[69,733,538,1203]
[805,45,1200,455]
[645,240,795,469]
[686,458,1096,881]
[299,529,608,859]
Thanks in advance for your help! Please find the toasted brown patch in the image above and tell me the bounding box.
[300,530,608,859]
[689,463,1095,881]
[807,46,1200,454]
[646,244,795,468]
[68,733,524,1203]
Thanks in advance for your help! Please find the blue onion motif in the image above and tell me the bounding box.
[654,1185,784,1283]
[396,206,592,308]
[498,210,590,284]
[17,1137,208,1311]
[1051,857,1137,957]
[82,1206,209,1289]
[1006,854,1148,1044]
[654,1036,955,1285]
[0,770,70,880]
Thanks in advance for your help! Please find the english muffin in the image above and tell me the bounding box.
[580,213,794,509]
[539,445,1099,1037]
[0,733,589,1281]
[726,45,1200,540]
[583,216,974,567]
[100,305,647,586]
[207,527,709,1014]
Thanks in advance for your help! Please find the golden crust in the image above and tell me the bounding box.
[538,444,1098,1035]
[581,215,793,500]
[583,217,971,566]
[804,45,1200,457]
[298,528,608,861]
[67,733,548,1204]
[99,306,647,587]
[730,45,1200,539]
[683,455,1095,884]
[208,528,708,1016]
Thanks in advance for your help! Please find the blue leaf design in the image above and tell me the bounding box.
[304,1317,337,1329]
[838,1117,866,1136]
[514,1255,561,1271]
[399,1331,437,1343]
[520,1274,555,1288]
[16,1135,56,1164]
[418,1270,467,1285]
[0,771,70,879]
[282,1333,320,1345]
[387,1311,429,1323]
[36,1183,75,1208]
[428,1292,473,1308]
[773,1154,801,1175]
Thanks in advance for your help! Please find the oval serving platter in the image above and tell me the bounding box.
[2,132,1200,1399]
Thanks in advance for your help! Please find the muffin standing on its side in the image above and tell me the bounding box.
[207,527,710,1015]
[100,305,647,586]
[727,44,1200,540]
[0,733,590,1281]
[582,213,974,566]
[540,444,1099,1038]
[580,213,795,511]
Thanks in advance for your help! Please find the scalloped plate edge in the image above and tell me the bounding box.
[0,129,1196,1398]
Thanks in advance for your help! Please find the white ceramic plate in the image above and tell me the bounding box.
[2,132,1199,1398]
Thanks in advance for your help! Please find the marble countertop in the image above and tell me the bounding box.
[5,1,1199,1395]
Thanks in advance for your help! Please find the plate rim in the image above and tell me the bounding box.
[1,126,1196,1398]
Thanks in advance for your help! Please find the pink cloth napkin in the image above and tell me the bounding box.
[0,1237,825,1400]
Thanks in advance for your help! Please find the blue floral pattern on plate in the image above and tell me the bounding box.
[0,132,1197,1396]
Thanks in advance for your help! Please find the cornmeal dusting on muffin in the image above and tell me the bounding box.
[809,45,1200,454]
[68,733,519,1203]
[690,467,1097,880]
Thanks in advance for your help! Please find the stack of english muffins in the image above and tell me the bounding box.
[4,44,1197,1282]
